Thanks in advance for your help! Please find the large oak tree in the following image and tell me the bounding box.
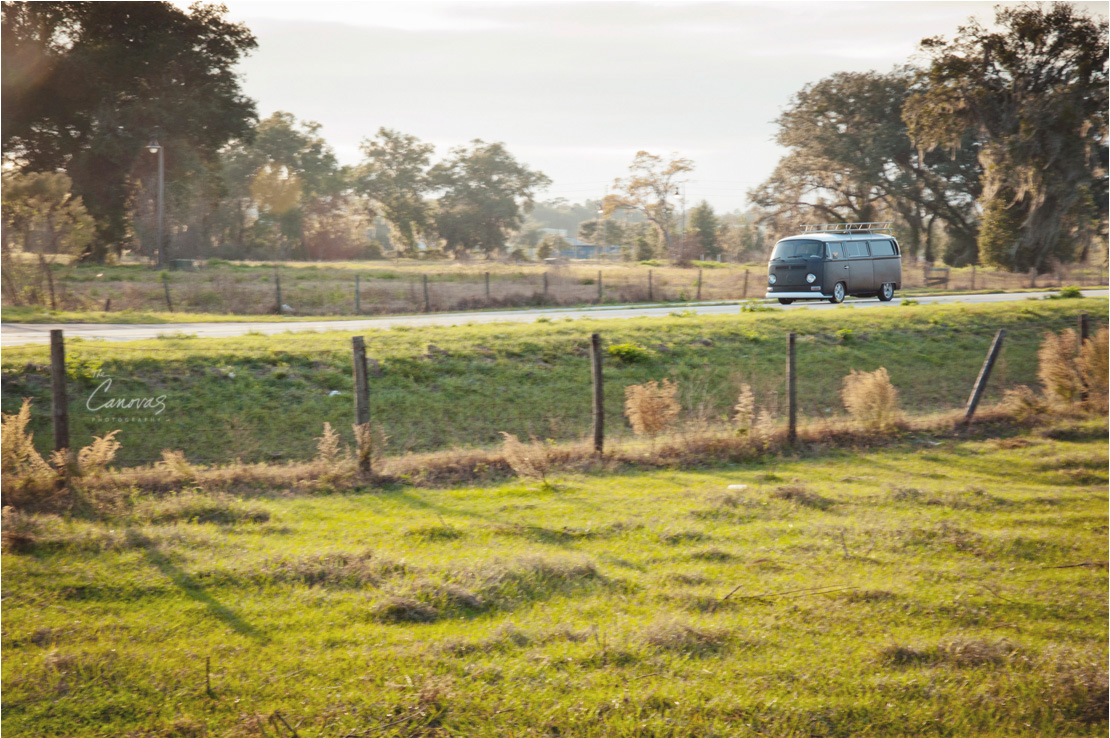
[2,1,257,261]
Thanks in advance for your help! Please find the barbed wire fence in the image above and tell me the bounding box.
[1,310,1098,475]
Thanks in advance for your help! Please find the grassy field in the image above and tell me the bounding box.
[2,419,1106,736]
[2,298,1104,467]
[4,256,1103,322]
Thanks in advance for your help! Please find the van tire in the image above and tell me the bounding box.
[778,298,794,305]
[829,282,846,304]
[878,283,894,302]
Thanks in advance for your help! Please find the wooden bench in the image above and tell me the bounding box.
[923,266,950,288]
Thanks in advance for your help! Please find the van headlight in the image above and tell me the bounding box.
[806,273,817,283]
[768,274,777,285]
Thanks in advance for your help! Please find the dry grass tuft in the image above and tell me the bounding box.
[1,399,57,504]
[1039,329,1084,403]
[135,491,270,525]
[1078,325,1109,411]
[641,620,731,655]
[76,431,121,477]
[499,432,556,488]
[841,367,902,431]
[732,383,756,433]
[625,379,681,437]
[315,422,342,467]
[880,638,1019,667]
[770,485,834,510]
[1002,385,1051,422]
[156,450,194,482]
[371,596,439,623]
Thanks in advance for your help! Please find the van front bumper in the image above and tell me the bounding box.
[765,291,831,299]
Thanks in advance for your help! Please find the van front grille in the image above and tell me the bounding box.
[772,265,808,286]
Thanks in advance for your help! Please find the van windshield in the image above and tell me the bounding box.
[772,240,824,259]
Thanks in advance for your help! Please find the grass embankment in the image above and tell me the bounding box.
[1,299,1104,466]
[3,421,1106,736]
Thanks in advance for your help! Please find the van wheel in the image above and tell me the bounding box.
[828,282,846,304]
[778,298,794,305]
[878,282,894,301]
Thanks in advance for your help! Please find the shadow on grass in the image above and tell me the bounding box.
[142,544,269,643]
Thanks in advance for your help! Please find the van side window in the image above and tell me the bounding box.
[826,243,844,259]
[871,240,895,256]
[846,241,869,258]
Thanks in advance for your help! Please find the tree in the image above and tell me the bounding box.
[1,171,94,308]
[687,201,720,258]
[218,112,348,259]
[429,140,550,257]
[905,3,1108,272]
[603,152,694,260]
[749,70,981,263]
[355,128,435,257]
[2,2,258,261]
[536,233,567,260]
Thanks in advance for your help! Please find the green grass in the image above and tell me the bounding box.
[2,299,1104,467]
[3,424,1106,736]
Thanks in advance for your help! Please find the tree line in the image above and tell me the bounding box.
[3,2,1105,276]
[751,3,1107,273]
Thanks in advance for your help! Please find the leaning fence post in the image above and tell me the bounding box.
[964,329,1005,426]
[786,332,797,444]
[423,274,430,313]
[355,274,361,314]
[590,333,604,456]
[50,329,70,456]
[352,336,371,475]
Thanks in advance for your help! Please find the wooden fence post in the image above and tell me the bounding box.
[162,276,174,312]
[50,329,69,456]
[964,329,1005,426]
[597,270,603,303]
[970,265,976,290]
[423,274,430,313]
[274,267,282,314]
[590,333,604,456]
[742,269,750,299]
[696,268,702,301]
[786,332,797,444]
[543,272,548,301]
[352,336,371,475]
[648,269,653,301]
[355,274,361,314]
[103,298,111,312]
[485,272,491,303]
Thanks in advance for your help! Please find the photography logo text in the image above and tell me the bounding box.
[85,370,167,423]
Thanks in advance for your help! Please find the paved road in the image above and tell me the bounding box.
[2,289,1106,346]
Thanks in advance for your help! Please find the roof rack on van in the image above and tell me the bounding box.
[801,222,893,235]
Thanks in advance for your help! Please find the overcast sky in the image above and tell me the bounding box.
[203,1,1108,213]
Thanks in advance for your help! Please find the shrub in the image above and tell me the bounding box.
[625,379,681,437]
[840,367,902,431]
[607,343,653,364]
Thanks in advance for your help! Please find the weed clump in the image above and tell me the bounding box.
[1003,385,1051,422]
[840,367,902,431]
[372,596,439,623]
[625,379,680,437]
[642,620,731,655]
[771,485,834,510]
[608,343,653,364]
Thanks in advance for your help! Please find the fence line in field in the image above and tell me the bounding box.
[9,259,1107,318]
[13,312,1092,473]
